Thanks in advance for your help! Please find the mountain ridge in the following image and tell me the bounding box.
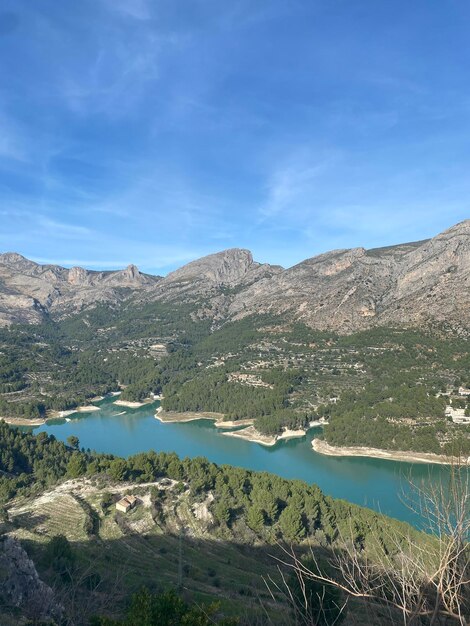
[1,219,468,331]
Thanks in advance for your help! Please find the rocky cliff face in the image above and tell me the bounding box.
[0,220,468,332]
[0,535,62,623]
[227,221,469,331]
[378,220,470,328]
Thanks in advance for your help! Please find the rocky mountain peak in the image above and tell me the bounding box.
[165,248,257,286]
[0,252,28,265]
[442,218,470,235]
[67,266,90,285]
[296,247,367,277]
[0,252,39,272]
[122,264,140,280]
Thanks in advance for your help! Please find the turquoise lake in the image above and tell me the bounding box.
[33,397,447,527]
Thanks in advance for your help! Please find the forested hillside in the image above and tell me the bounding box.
[0,300,469,454]
[0,422,444,625]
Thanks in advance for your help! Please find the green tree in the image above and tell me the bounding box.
[67,452,87,478]
[101,491,115,512]
[213,499,231,526]
[109,458,128,482]
[246,505,265,533]
[253,489,278,523]
[278,505,306,542]
[66,435,80,449]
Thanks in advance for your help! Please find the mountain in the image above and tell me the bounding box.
[228,220,470,331]
[0,253,161,326]
[0,220,468,331]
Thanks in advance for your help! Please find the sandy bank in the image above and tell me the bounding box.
[222,426,306,446]
[46,404,101,420]
[311,438,467,465]
[56,410,76,418]
[1,416,46,426]
[155,411,306,445]
[46,405,101,420]
[154,410,255,429]
[214,418,254,429]
[221,426,277,446]
[309,418,328,428]
[113,399,153,408]
[2,402,102,425]
[277,428,306,441]
[155,410,225,423]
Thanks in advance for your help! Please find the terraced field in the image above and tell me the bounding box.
[9,493,89,543]
[6,478,286,622]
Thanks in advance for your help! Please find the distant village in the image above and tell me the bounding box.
[443,386,470,425]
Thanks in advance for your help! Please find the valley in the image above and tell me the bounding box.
[0,223,468,624]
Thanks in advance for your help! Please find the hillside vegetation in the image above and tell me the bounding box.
[0,422,449,625]
[0,303,469,455]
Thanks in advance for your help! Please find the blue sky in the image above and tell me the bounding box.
[0,0,469,274]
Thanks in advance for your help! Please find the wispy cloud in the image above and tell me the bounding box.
[0,113,30,162]
[59,42,160,118]
[0,209,93,240]
[36,217,92,239]
[101,0,153,21]
[29,242,209,274]
[29,257,131,269]
[258,150,341,221]
[1,1,470,274]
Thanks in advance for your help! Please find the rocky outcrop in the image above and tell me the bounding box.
[68,266,90,286]
[379,220,470,328]
[0,535,62,623]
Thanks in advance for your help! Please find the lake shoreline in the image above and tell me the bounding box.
[22,402,455,526]
[1,415,48,426]
[1,403,103,426]
[114,398,154,408]
[311,438,467,465]
[155,410,307,445]
[221,425,277,446]
[0,391,129,426]
[154,409,255,429]
[222,426,306,447]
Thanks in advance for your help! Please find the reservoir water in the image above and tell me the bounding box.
[33,397,448,527]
